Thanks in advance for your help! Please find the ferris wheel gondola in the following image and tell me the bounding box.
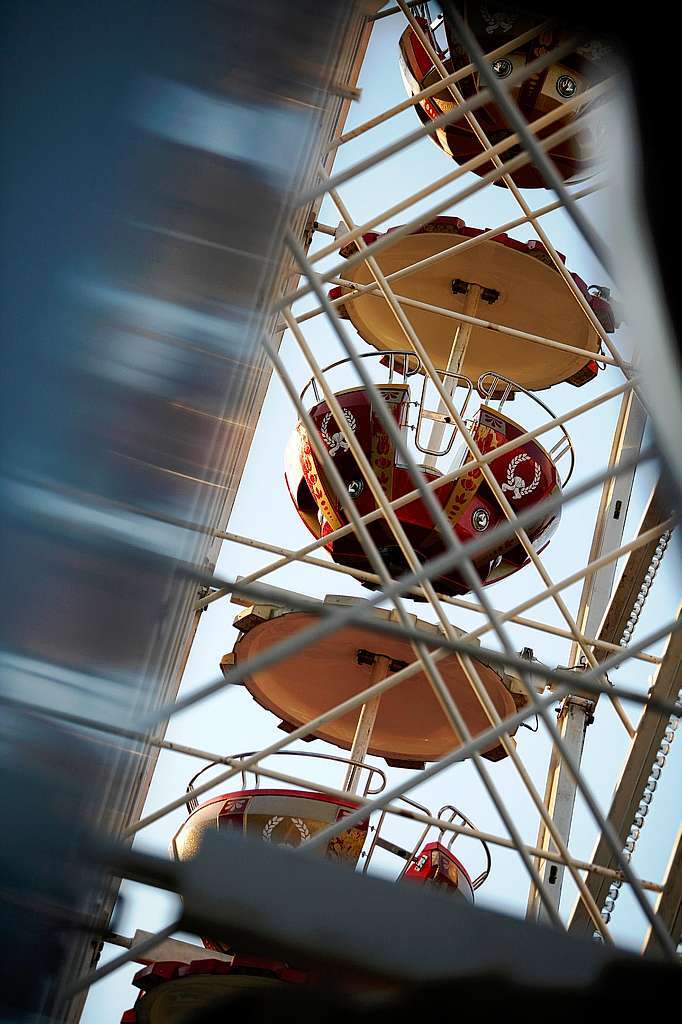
[285,353,572,595]
[398,4,610,189]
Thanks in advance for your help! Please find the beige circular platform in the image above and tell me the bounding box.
[340,229,600,391]
[230,605,519,763]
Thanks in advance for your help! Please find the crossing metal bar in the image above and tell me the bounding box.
[278,111,604,312]
[278,227,675,953]
[438,0,611,273]
[326,20,553,149]
[123,611,682,863]
[278,306,568,927]
[296,181,603,325]
[319,177,635,735]
[0,691,669,899]
[330,279,624,369]
[62,921,181,997]
[296,34,580,207]
[312,78,607,265]
[162,443,658,734]
[204,529,664,665]
[398,1,630,388]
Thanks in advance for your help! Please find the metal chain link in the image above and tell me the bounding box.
[593,529,677,939]
[618,531,672,648]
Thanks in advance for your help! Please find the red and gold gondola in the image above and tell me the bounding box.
[167,751,492,969]
[285,356,572,597]
[129,788,491,1018]
[398,4,610,188]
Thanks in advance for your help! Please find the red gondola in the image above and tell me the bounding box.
[398,5,610,188]
[170,753,377,953]
[121,955,308,1024]
[285,355,572,596]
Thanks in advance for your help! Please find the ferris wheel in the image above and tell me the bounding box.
[113,5,681,1017]
[4,3,680,1022]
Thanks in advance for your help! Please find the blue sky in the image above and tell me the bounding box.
[84,11,681,1020]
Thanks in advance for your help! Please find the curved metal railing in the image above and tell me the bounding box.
[184,750,387,814]
[300,349,422,406]
[436,803,492,891]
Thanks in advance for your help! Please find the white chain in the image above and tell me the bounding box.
[593,529,678,940]
[618,530,672,648]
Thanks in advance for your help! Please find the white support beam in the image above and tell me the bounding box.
[569,614,682,937]
[570,392,649,668]
[527,390,648,923]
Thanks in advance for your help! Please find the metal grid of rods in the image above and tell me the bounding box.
[58,3,682,993]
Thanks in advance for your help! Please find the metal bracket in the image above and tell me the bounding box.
[356,649,407,674]
[451,278,499,304]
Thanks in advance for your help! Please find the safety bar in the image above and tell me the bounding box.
[436,803,492,890]
[414,369,474,458]
[184,750,387,814]
[300,349,422,407]
[362,794,433,875]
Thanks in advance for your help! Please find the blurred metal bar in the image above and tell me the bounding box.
[327,20,552,149]
[0,1,376,1020]
[439,0,612,273]
[63,922,181,998]
[112,830,633,987]
[299,181,602,322]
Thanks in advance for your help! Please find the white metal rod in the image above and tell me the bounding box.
[423,284,481,466]
[289,182,676,948]
[63,921,180,997]
[287,223,635,937]
[327,20,553,150]
[319,173,633,737]
[439,1,611,272]
[212,529,662,665]
[295,181,602,326]
[281,293,573,930]
[409,3,629,377]
[461,518,677,647]
[152,447,657,738]
[312,80,607,266]
[284,299,567,927]
[569,391,647,667]
[34,697,657,897]
[127,613,681,843]
[279,108,602,311]
[297,34,579,209]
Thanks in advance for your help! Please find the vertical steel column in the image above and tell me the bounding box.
[527,694,594,925]
[528,391,647,923]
